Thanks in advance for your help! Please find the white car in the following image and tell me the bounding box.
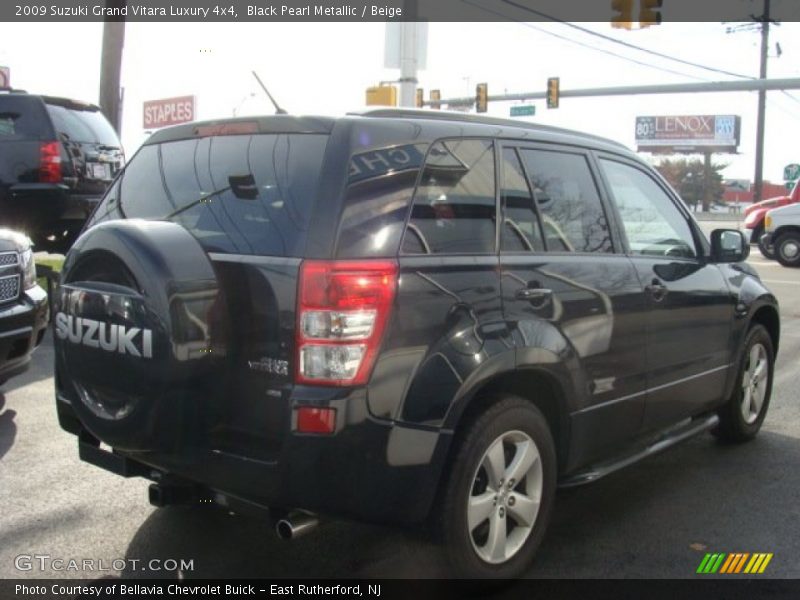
[763,203,800,267]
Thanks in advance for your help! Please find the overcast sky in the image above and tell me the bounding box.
[1,20,799,183]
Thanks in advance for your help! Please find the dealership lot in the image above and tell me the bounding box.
[1,250,799,579]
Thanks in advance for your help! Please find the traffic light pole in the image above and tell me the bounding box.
[398,0,419,107]
[422,77,800,108]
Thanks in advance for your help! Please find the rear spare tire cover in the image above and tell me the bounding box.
[54,219,227,452]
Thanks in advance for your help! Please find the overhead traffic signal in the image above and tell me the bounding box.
[416,88,424,108]
[639,0,663,27]
[430,89,441,110]
[611,0,633,29]
[476,83,488,113]
[547,77,560,109]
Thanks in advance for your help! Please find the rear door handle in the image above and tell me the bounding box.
[516,287,553,302]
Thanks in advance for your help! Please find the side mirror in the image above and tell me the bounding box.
[710,229,750,263]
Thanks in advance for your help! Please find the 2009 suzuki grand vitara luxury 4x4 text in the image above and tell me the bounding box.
[54,110,779,578]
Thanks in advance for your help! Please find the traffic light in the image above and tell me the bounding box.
[416,88,424,108]
[611,0,633,29]
[476,83,488,113]
[430,89,441,110]
[639,0,663,27]
[366,85,397,107]
[547,77,560,109]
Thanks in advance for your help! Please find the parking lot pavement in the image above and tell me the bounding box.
[1,298,799,579]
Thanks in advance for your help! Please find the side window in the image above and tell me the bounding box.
[336,143,428,258]
[500,148,544,252]
[401,139,496,255]
[600,159,697,259]
[518,149,612,253]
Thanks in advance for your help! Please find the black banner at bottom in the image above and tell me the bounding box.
[3,579,800,600]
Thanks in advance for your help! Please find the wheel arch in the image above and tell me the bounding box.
[750,303,780,355]
[444,367,572,476]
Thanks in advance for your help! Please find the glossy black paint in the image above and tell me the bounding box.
[0,92,122,250]
[0,230,49,383]
[54,112,780,525]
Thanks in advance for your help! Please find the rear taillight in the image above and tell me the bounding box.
[296,260,398,386]
[39,141,62,183]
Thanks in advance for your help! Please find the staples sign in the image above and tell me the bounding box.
[143,96,195,129]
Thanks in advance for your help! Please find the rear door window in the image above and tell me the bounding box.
[518,148,613,254]
[401,139,496,255]
[88,133,329,256]
[500,147,544,252]
[0,96,53,140]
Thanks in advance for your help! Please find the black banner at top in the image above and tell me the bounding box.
[2,0,800,23]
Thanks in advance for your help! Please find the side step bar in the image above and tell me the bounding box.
[559,413,719,488]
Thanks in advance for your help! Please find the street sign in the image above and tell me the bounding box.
[510,105,536,117]
[635,114,741,154]
[0,66,9,88]
[783,163,800,182]
[143,95,195,129]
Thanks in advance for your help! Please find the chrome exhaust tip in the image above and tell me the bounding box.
[276,511,318,540]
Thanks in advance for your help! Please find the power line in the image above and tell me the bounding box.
[464,0,710,82]
[500,0,756,81]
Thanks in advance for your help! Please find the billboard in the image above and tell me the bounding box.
[143,95,195,129]
[635,115,740,153]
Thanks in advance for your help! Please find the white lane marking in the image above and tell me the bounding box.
[761,279,800,285]
[748,261,783,267]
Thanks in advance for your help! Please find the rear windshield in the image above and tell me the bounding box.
[88,133,328,256]
[0,95,53,140]
[46,104,120,146]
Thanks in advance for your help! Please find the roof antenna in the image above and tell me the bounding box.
[251,70,288,115]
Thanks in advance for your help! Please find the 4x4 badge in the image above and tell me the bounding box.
[54,312,153,358]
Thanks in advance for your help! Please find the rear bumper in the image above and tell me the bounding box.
[1,184,101,234]
[56,388,452,525]
[0,285,49,381]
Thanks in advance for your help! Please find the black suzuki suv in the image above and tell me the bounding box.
[0,89,124,253]
[53,110,779,578]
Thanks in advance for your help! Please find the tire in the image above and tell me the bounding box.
[749,222,764,245]
[714,324,774,443]
[774,231,800,268]
[757,224,776,260]
[437,396,556,578]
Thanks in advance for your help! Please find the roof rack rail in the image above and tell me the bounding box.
[352,108,627,149]
[0,87,27,94]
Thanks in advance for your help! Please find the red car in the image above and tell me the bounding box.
[744,180,800,258]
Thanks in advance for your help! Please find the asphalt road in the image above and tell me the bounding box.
[1,248,799,580]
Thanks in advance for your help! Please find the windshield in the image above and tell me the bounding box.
[46,104,120,146]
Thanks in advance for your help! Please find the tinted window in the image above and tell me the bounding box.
[600,159,697,258]
[336,143,427,258]
[519,149,612,253]
[501,148,544,252]
[0,96,53,140]
[88,133,329,256]
[401,139,496,255]
[46,104,120,146]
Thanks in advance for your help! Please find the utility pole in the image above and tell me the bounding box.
[753,0,771,205]
[98,1,125,134]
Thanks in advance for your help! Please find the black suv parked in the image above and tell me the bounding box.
[0,89,124,253]
[0,229,48,386]
[54,111,779,578]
